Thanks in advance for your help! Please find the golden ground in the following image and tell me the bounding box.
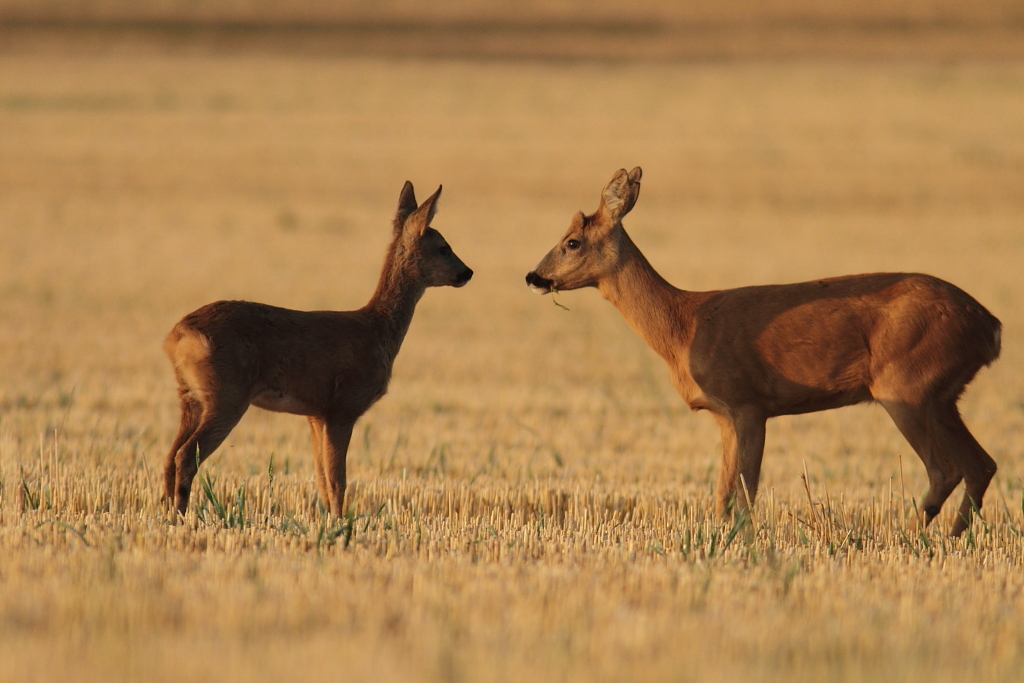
[1,48,1024,682]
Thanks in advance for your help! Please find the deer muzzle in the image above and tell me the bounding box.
[525,271,554,294]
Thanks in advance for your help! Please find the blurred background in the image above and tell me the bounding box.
[2,0,1024,58]
[1,0,1022,508]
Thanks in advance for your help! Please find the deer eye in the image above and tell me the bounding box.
[566,239,581,250]
[439,245,452,256]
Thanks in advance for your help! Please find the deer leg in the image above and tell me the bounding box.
[712,408,767,517]
[322,418,355,517]
[734,408,767,513]
[307,417,330,510]
[712,412,738,517]
[881,400,965,531]
[934,404,997,538]
[164,395,202,502]
[172,403,248,515]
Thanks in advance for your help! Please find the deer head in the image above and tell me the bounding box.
[526,166,642,294]
[394,182,473,288]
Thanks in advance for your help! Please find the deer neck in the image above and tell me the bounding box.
[365,243,425,355]
[596,231,696,365]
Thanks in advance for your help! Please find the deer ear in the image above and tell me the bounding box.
[600,168,639,221]
[393,181,418,235]
[622,166,642,215]
[404,184,442,237]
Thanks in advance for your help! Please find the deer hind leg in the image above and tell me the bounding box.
[164,393,202,502]
[712,408,767,518]
[934,403,997,537]
[307,417,330,511]
[171,399,249,515]
[881,399,995,536]
[321,418,355,517]
[880,400,962,529]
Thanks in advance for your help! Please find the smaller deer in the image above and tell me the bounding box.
[526,167,1001,536]
[163,182,472,516]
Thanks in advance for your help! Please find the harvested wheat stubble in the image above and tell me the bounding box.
[1,49,1023,683]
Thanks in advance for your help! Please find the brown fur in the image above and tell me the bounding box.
[163,182,473,516]
[526,167,1000,536]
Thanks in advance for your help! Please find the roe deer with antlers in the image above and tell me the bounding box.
[164,182,472,515]
[526,167,1000,536]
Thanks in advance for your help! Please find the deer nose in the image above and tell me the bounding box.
[456,268,473,286]
[525,271,554,291]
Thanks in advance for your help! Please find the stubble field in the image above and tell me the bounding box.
[2,46,1024,682]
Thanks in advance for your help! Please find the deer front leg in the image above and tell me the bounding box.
[308,417,330,511]
[322,418,355,517]
[712,407,767,518]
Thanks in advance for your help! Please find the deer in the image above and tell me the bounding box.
[163,181,473,516]
[526,167,1001,537]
